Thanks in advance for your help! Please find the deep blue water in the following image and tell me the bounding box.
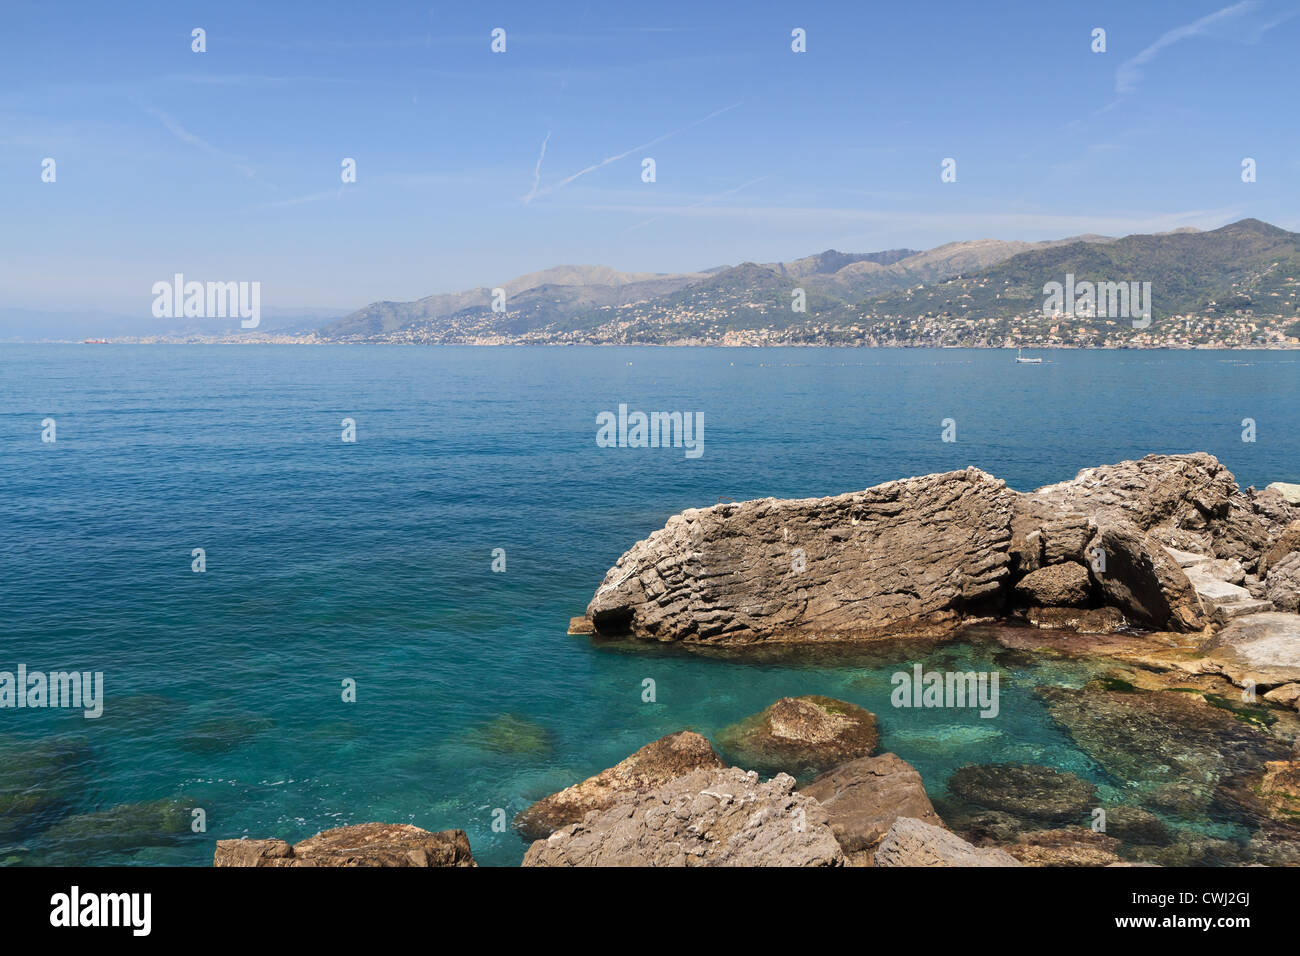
[1,345,1297,865]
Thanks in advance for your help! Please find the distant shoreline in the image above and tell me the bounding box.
[8,340,1299,350]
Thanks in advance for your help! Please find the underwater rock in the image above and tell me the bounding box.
[1003,828,1121,867]
[946,763,1097,826]
[1126,833,1253,867]
[799,753,942,863]
[40,797,196,862]
[946,809,1027,844]
[514,731,725,840]
[1038,683,1291,829]
[717,696,878,779]
[0,735,91,842]
[215,823,476,867]
[1100,805,1173,846]
[522,767,844,867]
[465,714,555,756]
[1217,760,1300,828]
[179,715,274,754]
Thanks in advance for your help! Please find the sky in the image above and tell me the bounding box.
[2,0,1298,315]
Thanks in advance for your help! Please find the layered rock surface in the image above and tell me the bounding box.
[587,467,1017,644]
[580,454,1298,645]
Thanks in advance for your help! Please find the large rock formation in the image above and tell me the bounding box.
[586,467,1017,644]
[514,731,725,840]
[579,454,1295,645]
[522,767,845,866]
[716,696,878,778]
[213,823,476,867]
[799,753,942,863]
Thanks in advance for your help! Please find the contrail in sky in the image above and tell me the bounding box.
[523,102,742,203]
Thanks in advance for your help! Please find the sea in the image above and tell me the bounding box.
[1,345,1296,865]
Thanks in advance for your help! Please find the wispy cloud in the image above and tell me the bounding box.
[1115,1,1293,95]
[523,130,552,203]
[141,104,259,181]
[522,102,742,203]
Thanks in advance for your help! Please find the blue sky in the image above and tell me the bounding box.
[2,0,1298,313]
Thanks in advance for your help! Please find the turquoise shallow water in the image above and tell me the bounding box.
[1,345,1297,865]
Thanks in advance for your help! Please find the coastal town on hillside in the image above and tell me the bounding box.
[107,300,1300,348]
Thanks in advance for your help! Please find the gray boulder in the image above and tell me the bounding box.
[873,817,1022,867]
[522,767,845,867]
[1265,552,1300,612]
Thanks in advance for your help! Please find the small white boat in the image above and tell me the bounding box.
[1015,347,1042,364]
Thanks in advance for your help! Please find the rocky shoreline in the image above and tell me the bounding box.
[215,454,1300,866]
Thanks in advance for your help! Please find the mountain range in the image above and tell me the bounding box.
[11,219,1298,346]
[317,218,1300,348]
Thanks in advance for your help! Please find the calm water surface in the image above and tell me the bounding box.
[1,346,1296,864]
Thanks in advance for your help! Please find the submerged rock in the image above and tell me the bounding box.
[1037,683,1291,824]
[0,735,91,842]
[799,753,942,863]
[1101,805,1173,846]
[946,763,1096,826]
[872,817,1021,867]
[1227,760,1300,826]
[214,823,476,867]
[464,714,554,756]
[522,767,844,867]
[1003,828,1122,867]
[716,696,878,779]
[40,797,196,862]
[514,731,725,840]
[179,715,274,754]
